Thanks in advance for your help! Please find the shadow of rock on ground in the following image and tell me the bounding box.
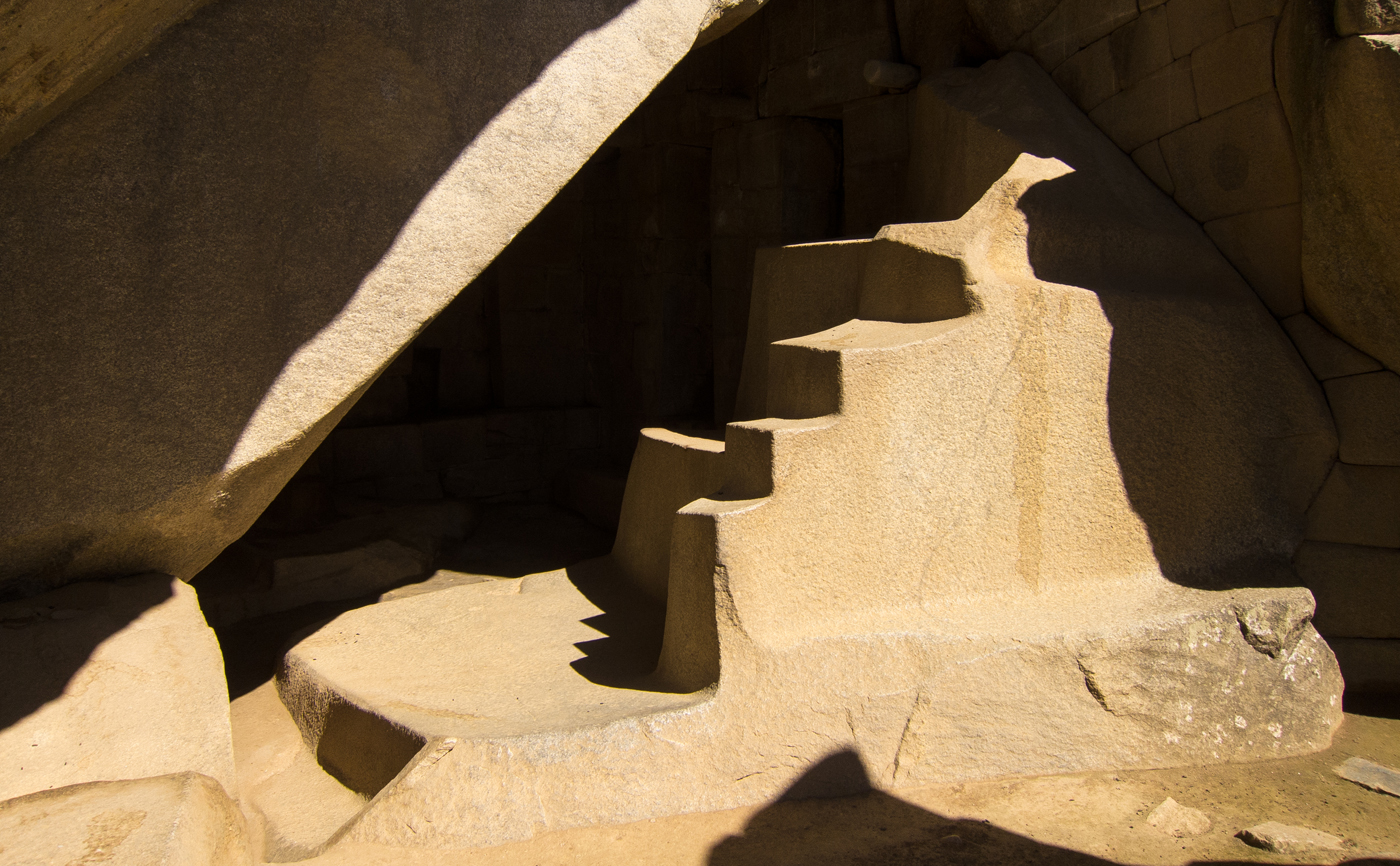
[708,750,1400,866]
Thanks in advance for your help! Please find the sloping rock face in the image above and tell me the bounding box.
[0,574,235,802]
[0,0,757,599]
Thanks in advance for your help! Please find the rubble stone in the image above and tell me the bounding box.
[1335,756,1400,796]
[1238,821,1345,853]
[1335,0,1400,33]
[1146,797,1212,836]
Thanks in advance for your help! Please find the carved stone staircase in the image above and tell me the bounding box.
[267,54,1344,855]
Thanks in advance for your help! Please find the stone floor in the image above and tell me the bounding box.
[212,499,1400,866]
[294,706,1399,866]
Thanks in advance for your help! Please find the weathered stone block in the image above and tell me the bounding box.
[1159,92,1300,221]
[1192,17,1278,116]
[0,575,235,802]
[1295,541,1400,638]
[1335,0,1400,33]
[764,31,894,116]
[1089,56,1199,152]
[1132,138,1177,193]
[1167,0,1237,56]
[1203,204,1304,316]
[1232,0,1287,22]
[1032,0,1141,69]
[1323,371,1400,465]
[1281,313,1384,379]
[0,773,251,866]
[1306,462,1400,548]
[1054,37,1121,110]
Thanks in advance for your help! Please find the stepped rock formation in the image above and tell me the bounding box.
[266,55,1342,852]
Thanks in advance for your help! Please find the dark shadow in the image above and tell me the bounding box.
[565,557,668,688]
[315,698,427,798]
[1343,692,1400,721]
[0,574,172,732]
[0,0,636,591]
[709,750,1396,866]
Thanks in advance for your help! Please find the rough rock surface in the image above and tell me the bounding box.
[1238,820,1345,852]
[0,772,250,865]
[0,573,235,803]
[1277,0,1400,372]
[0,0,757,599]
[1336,756,1400,796]
[273,56,1341,852]
[1146,797,1212,836]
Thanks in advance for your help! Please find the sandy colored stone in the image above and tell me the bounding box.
[1088,56,1199,152]
[1335,0,1400,33]
[1306,463,1400,548]
[1277,2,1400,374]
[1191,17,1278,117]
[0,0,743,599]
[1167,0,1237,56]
[1159,92,1300,222]
[274,56,1339,851]
[0,772,250,866]
[1324,371,1400,465]
[1146,797,1212,836]
[0,574,235,803]
[1295,542,1400,638]
[1238,820,1344,852]
[1205,206,1305,316]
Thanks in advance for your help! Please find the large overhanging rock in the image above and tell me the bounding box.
[0,0,757,599]
[269,55,1342,852]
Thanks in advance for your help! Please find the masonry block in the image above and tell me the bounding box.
[1203,204,1303,316]
[1089,56,1199,152]
[1054,37,1121,110]
[1167,0,1236,56]
[1295,541,1400,638]
[331,425,424,483]
[1159,91,1299,222]
[1192,17,1278,116]
[1324,371,1400,465]
[1032,0,1142,69]
[1328,638,1400,693]
[1306,462,1400,548]
[1230,0,1285,24]
[1112,6,1175,85]
[1132,139,1177,193]
[1281,314,1383,380]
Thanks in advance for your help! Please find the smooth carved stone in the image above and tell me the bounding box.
[1147,797,1212,836]
[1238,821,1345,853]
[1191,17,1278,117]
[1089,57,1198,153]
[0,575,235,803]
[0,773,251,866]
[1295,542,1400,639]
[1328,638,1400,692]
